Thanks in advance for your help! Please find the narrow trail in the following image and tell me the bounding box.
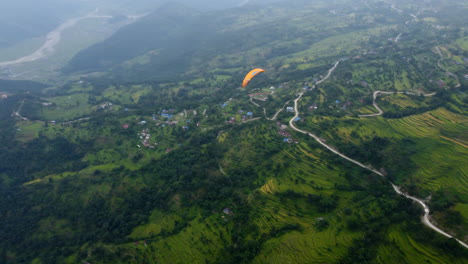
[239,0,251,7]
[395,33,402,43]
[390,4,403,13]
[219,165,227,176]
[359,91,436,118]
[266,101,290,121]
[242,117,261,123]
[364,1,373,10]
[314,61,340,87]
[434,46,461,88]
[249,96,261,107]
[288,61,468,249]
[60,117,91,125]
[12,99,28,120]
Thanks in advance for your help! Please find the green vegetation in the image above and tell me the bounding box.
[1,0,467,263]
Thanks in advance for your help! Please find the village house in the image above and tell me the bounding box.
[98,102,113,109]
[278,130,291,137]
[308,104,318,111]
[436,80,446,88]
[161,113,173,118]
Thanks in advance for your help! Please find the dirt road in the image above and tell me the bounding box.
[359,91,436,117]
[13,99,28,120]
[435,46,461,88]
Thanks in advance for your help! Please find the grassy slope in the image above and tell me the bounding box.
[4,1,468,263]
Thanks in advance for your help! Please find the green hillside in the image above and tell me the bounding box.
[0,0,467,263]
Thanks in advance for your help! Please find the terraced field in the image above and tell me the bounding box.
[376,226,467,264]
[40,93,93,121]
[318,108,468,197]
[380,94,421,109]
[15,120,44,142]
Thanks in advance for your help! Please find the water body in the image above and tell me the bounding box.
[0,11,111,67]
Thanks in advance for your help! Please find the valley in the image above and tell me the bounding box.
[0,0,467,263]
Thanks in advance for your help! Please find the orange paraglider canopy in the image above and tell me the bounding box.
[242,68,265,87]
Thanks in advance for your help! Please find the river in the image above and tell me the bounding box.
[0,11,111,68]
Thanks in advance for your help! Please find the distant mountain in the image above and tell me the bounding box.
[63,2,203,74]
[63,0,307,80]
[0,0,276,49]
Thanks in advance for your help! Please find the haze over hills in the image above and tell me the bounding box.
[0,0,81,48]
[0,0,467,263]
[0,0,276,50]
[64,0,375,81]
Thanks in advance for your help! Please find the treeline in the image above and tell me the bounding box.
[0,136,87,185]
[0,123,278,263]
[383,89,467,118]
[0,79,47,94]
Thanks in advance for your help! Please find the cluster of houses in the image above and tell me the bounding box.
[226,117,236,124]
[133,240,148,247]
[276,122,297,143]
[248,91,271,101]
[160,109,176,118]
[436,80,447,88]
[138,128,156,148]
[221,98,233,108]
[242,111,254,121]
[308,103,318,111]
[127,109,196,150]
[98,102,113,110]
[225,111,254,124]
[221,207,234,221]
[334,100,352,110]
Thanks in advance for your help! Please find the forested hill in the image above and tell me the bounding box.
[63,2,201,74]
[0,79,47,94]
[64,0,381,82]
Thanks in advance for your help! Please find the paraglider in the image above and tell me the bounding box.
[242,68,265,87]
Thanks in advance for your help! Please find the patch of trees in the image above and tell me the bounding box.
[339,180,423,263]
[0,135,87,183]
[0,79,47,94]
[383,90,464,118]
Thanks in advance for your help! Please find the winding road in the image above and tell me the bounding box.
[288,61,468,249]
[359,91,436,117]
[249,96,261,107]
[266,101,290,121]
[434,46,461,88]
[12,99,28,120]
[395,33,403,43]
[390,4,403,13]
